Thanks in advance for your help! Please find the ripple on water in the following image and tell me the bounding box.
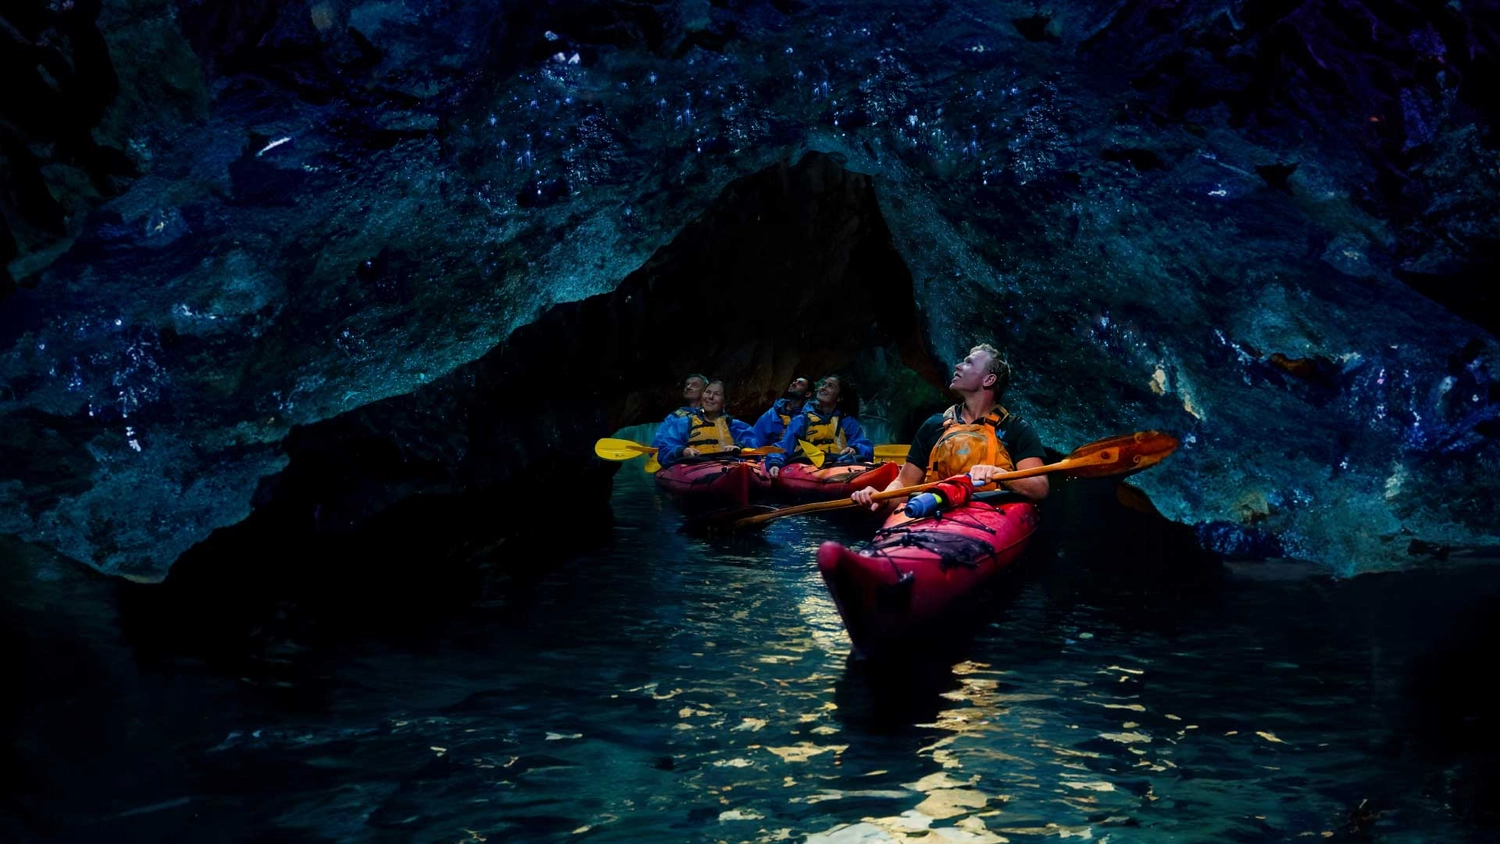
[65,463,1499,842]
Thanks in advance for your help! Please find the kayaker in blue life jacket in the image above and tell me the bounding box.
[653,380,761,468]
[650,373,709,455]
[851,343,1048,511]
[764,374,873,477]
[751,376,814,445]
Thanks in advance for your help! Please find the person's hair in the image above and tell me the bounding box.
[969,344,1011,396]
[818,374,860,418]
[684,373,709,388]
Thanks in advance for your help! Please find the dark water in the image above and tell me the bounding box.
[7,463,1499,842]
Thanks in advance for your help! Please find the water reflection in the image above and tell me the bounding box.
[24,456,1496,842]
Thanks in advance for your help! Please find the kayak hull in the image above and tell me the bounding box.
[747,458,774,493]
[816,501,1040,659]
[775,460,900,501]
[654,460,753,510]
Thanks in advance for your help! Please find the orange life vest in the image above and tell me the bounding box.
[924,404,1016,482]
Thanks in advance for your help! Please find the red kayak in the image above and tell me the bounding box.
[775,460,899,501]
[816,500,1040,659]
[654,459,754,510]
[747,458,774,493]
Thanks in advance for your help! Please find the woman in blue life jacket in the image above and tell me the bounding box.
[764,375,873,477]
[850,343,1049,512]
[751,375,814,446]
[653,380,761,468]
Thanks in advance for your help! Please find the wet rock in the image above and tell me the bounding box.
[1013,14,1060,43]
[3,0,1499,580]
[1255,161,1298,194]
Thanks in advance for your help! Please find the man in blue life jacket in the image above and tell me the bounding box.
[653,380,762,468]
[651,373,709,455]
[751,376,814,446]
[764,374,873,477]
[851,344,1048,511]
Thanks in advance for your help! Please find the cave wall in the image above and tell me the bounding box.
[2,0,1498,578]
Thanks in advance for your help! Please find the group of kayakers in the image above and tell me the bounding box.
[652,372,870,466]
[650,342,1049,511]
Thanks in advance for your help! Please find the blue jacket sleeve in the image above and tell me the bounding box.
[751,407,784,447]
[766,415,808,468]
[839,415,873,463]
[651,414,692,468]
[731,418,761,448]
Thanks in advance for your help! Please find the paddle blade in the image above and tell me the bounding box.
[799,439,826,468]
[1062,431,1179,478]
[595,437,652,461]
[873,444,909,462]
[643,453,663,474]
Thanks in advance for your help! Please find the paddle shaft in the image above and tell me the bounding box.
[639,444,779,457]
[733,446,1122,528]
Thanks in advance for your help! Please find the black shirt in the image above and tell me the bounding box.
[907,407,1047,472]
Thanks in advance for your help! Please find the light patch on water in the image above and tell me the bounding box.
[765,743,847,762]
[804,820,905,842]
[913,788,988,819]
[1049,747,1105,760]
[906,772,974,792]
[1099,731,1151,744]
[1061,780,1116,792]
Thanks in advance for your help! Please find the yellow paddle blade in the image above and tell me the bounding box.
[874,444,910,462]
[595,437,653,461]
[644,453,663,474]
[798,439,826,468]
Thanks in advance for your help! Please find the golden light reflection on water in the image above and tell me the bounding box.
[796,657,1187,842]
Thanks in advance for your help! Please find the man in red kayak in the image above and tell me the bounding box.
[764,374,874,477]
[653,380,761,467]
[851,344,1048,510]
[751,375,814,446]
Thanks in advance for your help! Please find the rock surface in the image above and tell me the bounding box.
[2,0,1498,579]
